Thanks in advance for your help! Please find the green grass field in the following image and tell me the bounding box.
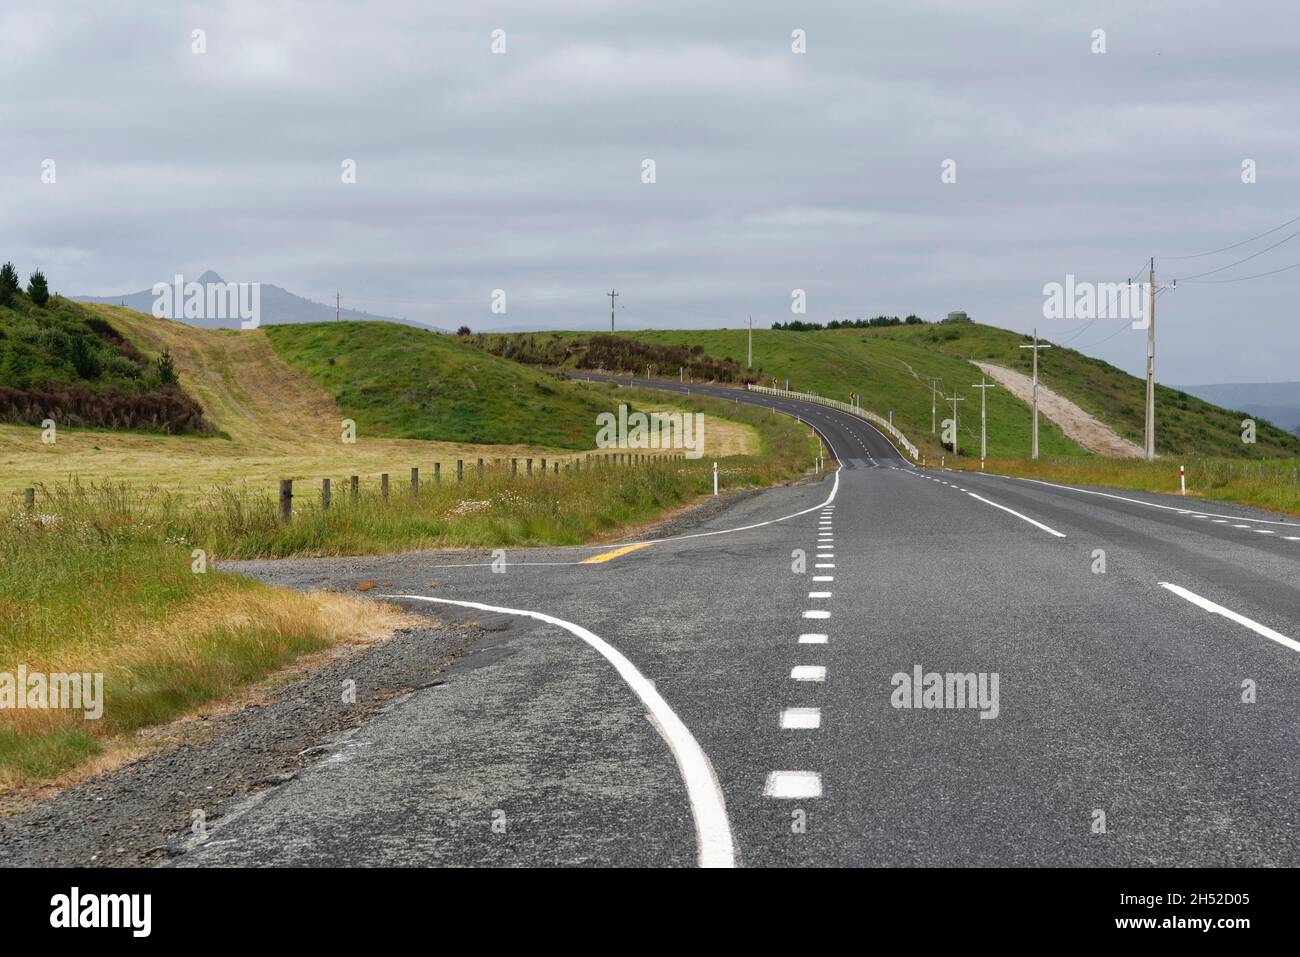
[264,322,620,448]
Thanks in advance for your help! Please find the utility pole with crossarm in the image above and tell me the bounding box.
[607,288,619,333]
[971,377,995,467]
[944,393,965,454]
[1019,329,1051,461]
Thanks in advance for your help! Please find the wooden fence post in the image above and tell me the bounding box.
[322,478,331,509]
[434,462,441,485]
[457,460,464,482]
[24,487,35,513]
[527,458,533,474]
[512,458,518,475]
[350,475,359,500]
[411,467,420,496]
[381,473,389,500]
[279,479,293,523]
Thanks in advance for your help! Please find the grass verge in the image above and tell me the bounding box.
[944,456,1300,518]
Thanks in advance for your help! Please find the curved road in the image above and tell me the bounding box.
[180,377,1300,867]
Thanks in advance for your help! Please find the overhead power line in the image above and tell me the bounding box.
[1162,213,1300,261]
[1173,228,1300,281]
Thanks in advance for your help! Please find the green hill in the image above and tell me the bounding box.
[488,325,1298,460]
[263,322,616,448]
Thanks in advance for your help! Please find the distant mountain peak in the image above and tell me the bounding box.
[195,270,225,284]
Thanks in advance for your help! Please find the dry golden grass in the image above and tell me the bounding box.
[0,306,756,497]
[0,585,417,794]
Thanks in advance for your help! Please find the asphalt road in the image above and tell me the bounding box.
[179,377,1300,867]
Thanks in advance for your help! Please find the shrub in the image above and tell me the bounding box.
[0,262,19,306]
[26,270,49,307]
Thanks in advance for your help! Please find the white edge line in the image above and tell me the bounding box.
[965,491,1067,538]
[386,594,736,867]
[1157,582,1300,654]
[993,474,1300,529]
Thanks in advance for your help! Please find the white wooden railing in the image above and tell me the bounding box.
[747,384,919,460]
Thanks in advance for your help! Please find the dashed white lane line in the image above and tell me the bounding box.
[816,552,835,558]
[1158,583,1300,655]
[803,610,831,619]
[813,575,834,582]
[791,666,826,682]
[965,492,1067,538]
[1232,524,1251,529]
[1256,529,1275,535]
[389,594,735,867]
[780,707,822,729]
[764,771,822,799]
[815,563,835,569]
[808,591,832,598]
[798,633,828,643]
[1287,537,1300,542]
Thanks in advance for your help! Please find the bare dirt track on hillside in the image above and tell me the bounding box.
[973,361,1144,458]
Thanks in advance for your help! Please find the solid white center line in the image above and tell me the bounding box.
[791,666,826,682]
[803,610,831,619]
[764,771,822,799]
[798,633,828,643]
[1158,582,1300,655]
[780,707,822,729]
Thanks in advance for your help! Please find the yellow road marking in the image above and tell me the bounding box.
[580,542,653,564]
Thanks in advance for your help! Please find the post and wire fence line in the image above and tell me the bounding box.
[272,451,691,523]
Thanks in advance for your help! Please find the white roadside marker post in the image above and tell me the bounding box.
[713,461,719,495]
[1180,464,1186,496]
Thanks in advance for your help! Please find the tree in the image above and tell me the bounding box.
[155,348,178,386]
[0,262,19,306]
[26,270,49,306]
[457,325,471,336]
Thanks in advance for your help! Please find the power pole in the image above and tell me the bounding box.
[607,288,619,333]
[1019,329,1052,460]
[747,315,753,369]
[336,291,340,322]
[971,378,995,466]
[928,377,942,433]
[1145,259,1156,460]
[943,393,965,454]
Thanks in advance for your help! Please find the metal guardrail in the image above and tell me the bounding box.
[747,384,920,460]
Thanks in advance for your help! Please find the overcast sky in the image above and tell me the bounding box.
[4,0,1298,384]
